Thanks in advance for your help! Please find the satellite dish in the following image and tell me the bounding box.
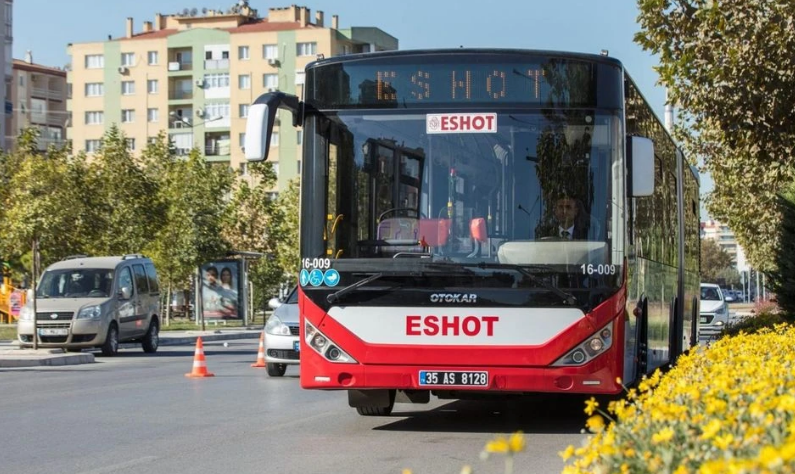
[190,7,198,16]
[202,7,208,14]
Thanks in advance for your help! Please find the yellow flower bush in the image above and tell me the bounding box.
[561,324,795,473]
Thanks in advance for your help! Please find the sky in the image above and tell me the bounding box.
[12,0,713,217]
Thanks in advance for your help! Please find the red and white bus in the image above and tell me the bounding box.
[245,49,700,416]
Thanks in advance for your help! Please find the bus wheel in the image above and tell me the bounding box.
[350,389,395,416]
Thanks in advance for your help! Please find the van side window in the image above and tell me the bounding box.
[118,267,135,296]
[133,264,149,294]
[144,262,160,293]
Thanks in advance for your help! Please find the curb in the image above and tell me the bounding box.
[121,331,262,348]
[0,352,95,368]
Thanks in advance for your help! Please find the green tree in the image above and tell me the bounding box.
[635,0,795,272]
[144,144,232,322]
[87,126,163,255]
[273,177,300,283]
[700,238,734,283]
[222,162,284,309]
[765,183,795,318]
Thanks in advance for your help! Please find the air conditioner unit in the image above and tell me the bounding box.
[118,66,129,74]
[195,79,204,87]
[267,58,280,67]
[196,108,205,117]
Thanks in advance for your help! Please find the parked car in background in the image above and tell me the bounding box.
[17,254,161,356]
[264,287,299,376]
[700,283,729,340]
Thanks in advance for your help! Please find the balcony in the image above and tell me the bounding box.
[36,138,65,151]
[31,87,64,101]
[204,59,229,70]
[169,90,193,100]
[205,143,230,156]
[168,61,192,74]
[169,119,193,129]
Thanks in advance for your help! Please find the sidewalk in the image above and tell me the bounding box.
[0,327,262,368]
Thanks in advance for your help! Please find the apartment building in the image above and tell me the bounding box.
[67,2,398,190]
[700,219,744,268]
[7,51,68,151]
[1,0,13,151]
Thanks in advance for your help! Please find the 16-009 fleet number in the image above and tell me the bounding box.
[580,264,617,275]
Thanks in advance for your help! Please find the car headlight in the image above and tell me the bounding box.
[715,305,728,317]
[19,306,33,321]
[265,315,291,336]
[77,305,101,320]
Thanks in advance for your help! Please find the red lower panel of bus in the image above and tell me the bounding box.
[298,290,627,395]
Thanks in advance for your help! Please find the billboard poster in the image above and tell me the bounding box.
[200,261,241,319]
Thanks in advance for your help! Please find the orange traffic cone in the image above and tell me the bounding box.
[185,337,215,378]
[252,331,267,368]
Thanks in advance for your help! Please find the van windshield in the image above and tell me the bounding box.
[37,269,115,299]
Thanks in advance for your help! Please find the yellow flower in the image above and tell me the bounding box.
[484,437,509,454]
[759,446,783,469]
[673,465,689,474]
[585,414,605,433]
[559,445,575,461]
[508,432,525,452]
[699,419,722,440]
[651,427,675,444]
[712,433,733,450]
[584,397,599,416]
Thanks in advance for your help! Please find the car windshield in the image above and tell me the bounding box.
[37,269,114,298]
[286,288,299,304]
[701,286,722,301]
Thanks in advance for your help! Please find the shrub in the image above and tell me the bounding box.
[561,325,795,473]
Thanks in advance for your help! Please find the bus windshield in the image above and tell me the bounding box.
[304,110,624,285]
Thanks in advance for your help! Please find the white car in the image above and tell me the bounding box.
[264,287,300,376]
[700,283,729,340]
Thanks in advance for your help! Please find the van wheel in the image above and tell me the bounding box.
[266,363,286,377]
[100,324,119,356]
[142,319,159,353]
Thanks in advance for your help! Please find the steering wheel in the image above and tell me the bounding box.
[378,207,427,221]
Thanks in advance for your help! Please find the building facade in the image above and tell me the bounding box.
[700,219,745,269]
[1,0,13,151]
[7,52,68,151]
[67,3,398,191]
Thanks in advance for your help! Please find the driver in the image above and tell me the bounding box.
[537,195,589,240]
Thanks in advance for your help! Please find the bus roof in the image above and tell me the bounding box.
[306,48,625,70]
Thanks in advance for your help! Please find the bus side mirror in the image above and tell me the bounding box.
[628,136,655,197]
[244,91,302,162]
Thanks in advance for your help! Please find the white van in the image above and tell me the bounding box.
[17,255,161,356]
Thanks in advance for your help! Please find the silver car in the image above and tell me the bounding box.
[264,287,300,376]
[700,283,729,340]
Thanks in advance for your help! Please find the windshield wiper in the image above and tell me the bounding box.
[427,261,578,306]
[326,273,384,304]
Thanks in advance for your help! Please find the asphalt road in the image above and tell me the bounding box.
[0,340,590,474]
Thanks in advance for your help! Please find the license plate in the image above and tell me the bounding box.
[293,341,300,352]
[418,370,488,387]
[38,328,68,336]
[699,317,708,324]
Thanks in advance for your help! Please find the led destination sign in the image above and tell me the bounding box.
[308,56,602,108]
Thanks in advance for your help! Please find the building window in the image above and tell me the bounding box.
[263,74,278,89]
[238,45,249,60]
[239,132,246,147]
[204,102,230,120]
[297,130,303,145]
[295,70,306,85]
[238,74,250,89]
[148,137,159,145]
[121,53,135,66]
[85,55,104,69]
[147,79,158,94]
[121,81,135,95]
[147,51,158,65]
[204,73,230,89]
[18,75,24,87]
[239,162,248,175]
[126,138,136,150]
[296,42,317,57]
[85,83,104,97]
[121,109,135,123]
[273,162,280,176]
[85,111,104,125]
[266,192,279,201]
[239,104,249,118]
[147,108,159,122]
[271,131,279,147]
[86,140,101,152]
[297,160,302,174]
[262,44,278,59]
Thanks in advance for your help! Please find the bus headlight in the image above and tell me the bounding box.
[553,321,614,367]
[304,320,357,364]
